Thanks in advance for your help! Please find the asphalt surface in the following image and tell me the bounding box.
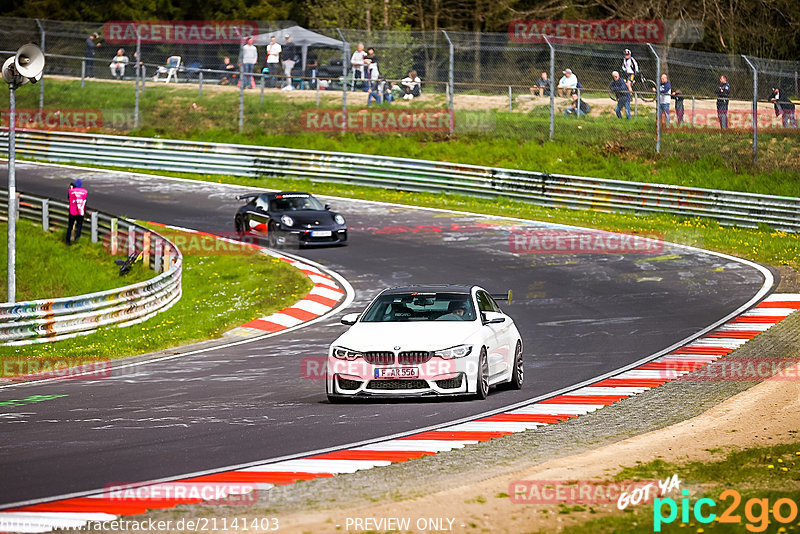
[0,162,770,507]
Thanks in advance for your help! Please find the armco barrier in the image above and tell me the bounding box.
[0,189,182,344]
[1,130,799,232]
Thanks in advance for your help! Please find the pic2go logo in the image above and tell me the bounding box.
[654,489,799,532]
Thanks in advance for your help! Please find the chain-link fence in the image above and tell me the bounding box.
[0,17,798,171]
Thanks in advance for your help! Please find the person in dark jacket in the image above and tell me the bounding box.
[769,87,797,128]
[85,33,100,77]
[672,89,685,125]
[715,75,730,129]
[610,71,630,120]
[564,91,591,117]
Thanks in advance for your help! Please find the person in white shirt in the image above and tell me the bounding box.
[401,70,421,100]
[109,49,129,80]
[266,35,281,88]
[239,37,257,89]
[350,42,367,92]
[557,68,578,97]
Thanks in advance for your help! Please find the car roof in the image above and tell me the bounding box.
[266,191,312,198]
[381,285,476,295]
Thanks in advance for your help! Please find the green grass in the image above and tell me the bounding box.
[3,78,799,196]
[537,444,800,534]
[0,225,312,373]
[0,219,151,301]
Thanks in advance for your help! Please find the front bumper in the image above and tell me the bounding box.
[282,227,347,246]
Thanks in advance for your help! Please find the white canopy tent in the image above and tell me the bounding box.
[253,25,344,73]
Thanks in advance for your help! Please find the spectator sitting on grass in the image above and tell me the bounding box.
[557,68,577,97]
[390,80,403,100]
[530,71,550,98]
[220,56,237,85]
[109,49,129,80]
[564,91,591,117]
[368,76,391,105]
[401,70,421,100]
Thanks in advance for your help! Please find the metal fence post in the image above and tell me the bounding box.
[198,70,203,96]
[544,35,554,140]
[336,29,348,134]
[81,60,85,88]
[134,28,141,130]
[41,198,49,232]
[238,29,245,134]
[110,218,118,254]
[442,30,455,135]
[691,96,696,126]
[742,55,758,166]
[508,86,512,112]
[260,72,265,104]
[36,19,45,110]
[154,239,162,274]
[648,43,661,153]
[142,65,146,93]
[91,211,98,243]
[127,224,135,255]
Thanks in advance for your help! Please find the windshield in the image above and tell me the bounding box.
[266,194,324,212]
[361,292,477,322]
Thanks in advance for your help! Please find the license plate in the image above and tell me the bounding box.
[374,367,419,379]
[311,230,332,237]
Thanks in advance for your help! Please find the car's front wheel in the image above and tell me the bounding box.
[267,222,281,249]
[509,341,524,390]
[475,347,490,400]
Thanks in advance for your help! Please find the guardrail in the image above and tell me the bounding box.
[2,130,799,232]
[0,189,182,345]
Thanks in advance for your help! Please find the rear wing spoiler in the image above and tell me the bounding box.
[491,290,513,303]
[236,193,261,201]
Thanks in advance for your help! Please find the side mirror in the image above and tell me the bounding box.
[481,311,506,325]
[341,313,360,326]
[324,204,331,210]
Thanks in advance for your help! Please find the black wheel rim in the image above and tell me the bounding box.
[515,345,524,384]
[480,352,489,396]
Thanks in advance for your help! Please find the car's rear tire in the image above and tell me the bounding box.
[475,348,490,400]
[509,341,524,390]
[234,215,244,235]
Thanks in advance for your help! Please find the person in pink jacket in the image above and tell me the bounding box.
[66,179,88,245]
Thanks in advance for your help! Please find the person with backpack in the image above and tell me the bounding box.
[770,87,797,128]
[66,179,88,246]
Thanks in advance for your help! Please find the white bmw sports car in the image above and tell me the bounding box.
[326,285,524,401]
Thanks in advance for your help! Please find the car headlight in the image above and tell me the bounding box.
[332,346,362,360]
[280,215,294,227]
[334,214,346,225]
[433,344,473,359]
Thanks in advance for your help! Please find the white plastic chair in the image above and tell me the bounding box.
[164,56,181,84]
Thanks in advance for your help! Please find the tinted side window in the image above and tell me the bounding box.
[487,295,501,312]
[476,291,494,312]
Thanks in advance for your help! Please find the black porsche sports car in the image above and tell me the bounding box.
[234,192,347,248]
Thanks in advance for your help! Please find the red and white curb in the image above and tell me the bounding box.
[2,293,797,533]
[147,224,348,338]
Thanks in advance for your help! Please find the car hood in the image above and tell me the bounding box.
[281,210,337,227]
[333,321,479,352]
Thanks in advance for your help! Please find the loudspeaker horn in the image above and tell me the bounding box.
[14,44,45,79]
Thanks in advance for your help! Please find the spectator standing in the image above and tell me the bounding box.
[85,33,100,77]
[109,49,129,80]
[622,48,639,93]
[401,70,421,100]
[770,87,797,128]
[66,179,88,246]
[610,71,630,120]
[350,43,367,91]
[673,89,685,125]
[266,35,281,88]
[282,34,299,89]
[564,92,591,117]
[365,48,380,91]
[659,73,671,127]
[715,75,730,129]
[239,37,257,89]
[557,69,578,97]
[530,71,550,98]
[305,51,318,89]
